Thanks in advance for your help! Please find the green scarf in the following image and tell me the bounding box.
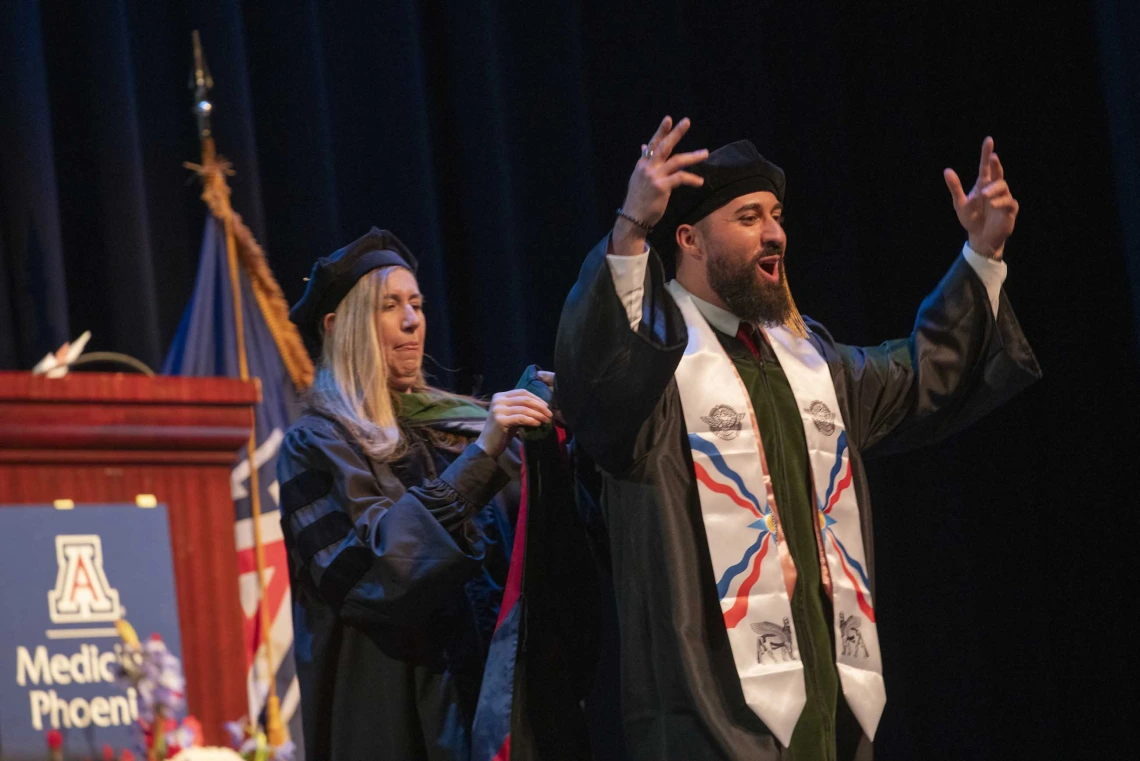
[397,390,487,433]
[397,367,552,436]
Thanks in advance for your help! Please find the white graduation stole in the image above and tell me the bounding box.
[667,281,886,745]
[764,326,886,740]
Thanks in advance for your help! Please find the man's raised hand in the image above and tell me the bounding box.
[944,136,1020,260]
[612,116,708,257]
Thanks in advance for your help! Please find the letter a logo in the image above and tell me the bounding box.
[48,534,123,623]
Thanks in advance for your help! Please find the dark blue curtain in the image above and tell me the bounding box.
[2,1,1137,759]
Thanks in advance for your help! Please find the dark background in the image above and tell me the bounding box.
[2,1,1138,758]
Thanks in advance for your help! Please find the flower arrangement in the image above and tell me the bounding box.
[104,619,293,761]
[222,721,295,761]
[112,620,201,761]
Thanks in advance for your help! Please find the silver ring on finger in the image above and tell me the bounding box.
[642,145,654,159]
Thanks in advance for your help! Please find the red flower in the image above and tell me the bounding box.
[182,715,204,746]
[46,730,63,750]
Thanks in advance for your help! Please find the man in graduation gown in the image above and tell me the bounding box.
[554,116,1040,761]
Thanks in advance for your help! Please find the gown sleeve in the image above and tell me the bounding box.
[277,421,510,627]
[823,253,1042,455]
[554,234,689,473]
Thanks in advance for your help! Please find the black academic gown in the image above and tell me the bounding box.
[553,236,1041,761]
[277,412,519,761]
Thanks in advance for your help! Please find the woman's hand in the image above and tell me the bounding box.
[536,370,566,427]
[476,389,553,458]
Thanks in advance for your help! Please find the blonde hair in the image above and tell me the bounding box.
[306,266,428,462]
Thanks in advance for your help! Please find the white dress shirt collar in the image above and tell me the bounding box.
[668,279,744,337]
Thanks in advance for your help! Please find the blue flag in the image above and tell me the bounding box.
[164,214,306,757]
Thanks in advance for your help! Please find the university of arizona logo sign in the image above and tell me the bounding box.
[47,535,123,624]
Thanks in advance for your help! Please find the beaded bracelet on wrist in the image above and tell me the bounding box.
[615,207,653,234]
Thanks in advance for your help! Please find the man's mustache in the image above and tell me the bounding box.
[751,242,785,265]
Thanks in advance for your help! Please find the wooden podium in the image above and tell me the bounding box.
[0,370,258,745]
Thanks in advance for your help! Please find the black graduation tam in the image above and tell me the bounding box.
[647,140,785,256]
[290,227,419,356]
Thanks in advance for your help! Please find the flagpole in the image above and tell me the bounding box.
[190,30,286,747]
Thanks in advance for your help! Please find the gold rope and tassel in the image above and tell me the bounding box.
[781,270,810,339]
[185,148,314,391]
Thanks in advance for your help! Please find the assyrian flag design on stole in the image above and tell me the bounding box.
[688,434,780,630]
[163,215,305,756]
[469,452,530,761]
[764,323,885,739]
[667,279,807,746]
[815,431,875,625]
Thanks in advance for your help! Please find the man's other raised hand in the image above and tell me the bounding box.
[944,136,1020,260]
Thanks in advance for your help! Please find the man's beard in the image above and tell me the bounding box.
[706,242,795,326]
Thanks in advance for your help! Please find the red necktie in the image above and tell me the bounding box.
[736,322,762,360]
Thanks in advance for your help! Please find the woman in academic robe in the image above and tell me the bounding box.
[278,228,552,761]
